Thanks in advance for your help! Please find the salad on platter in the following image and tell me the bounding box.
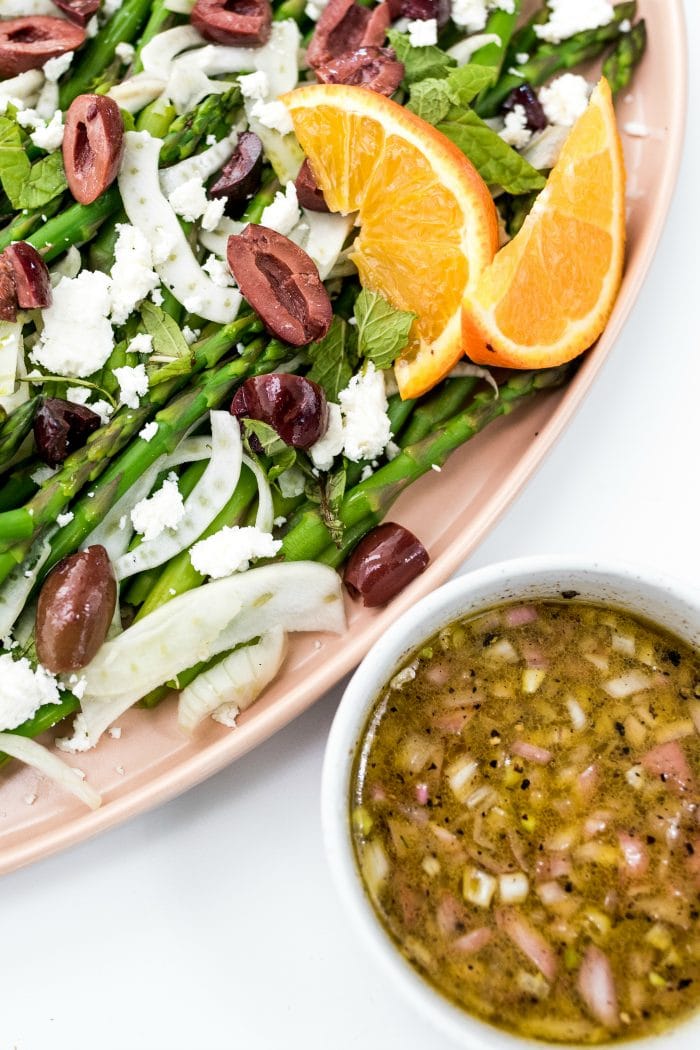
[0,0,645,809]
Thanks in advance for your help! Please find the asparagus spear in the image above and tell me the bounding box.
[603,20,647,96]
[0,398,39,474]
[158,86,243,167]
[476,2,638,117]
[132,0,178,73]
[471,0,523,80]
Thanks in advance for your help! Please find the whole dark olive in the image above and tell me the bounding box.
[34,397,102,467]
[36,545,117,674]
[344,522,429,607]
[230,374,329,450]
[503,84,547,132]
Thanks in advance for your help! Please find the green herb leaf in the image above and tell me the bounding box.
[141,300,191,360]
[407,65,498,125]
[0,117,67,209]
[437,106,546,195]
[446,64,499,106]
[387,30,456,85]
[307,316,357,402]
[243,419,289,458]
[354,289,416,370]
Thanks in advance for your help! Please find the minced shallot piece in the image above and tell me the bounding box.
[577,945,620,1030]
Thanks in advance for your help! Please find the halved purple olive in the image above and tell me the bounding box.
[306,0,390,71]
[231,374,329,450]
[315,45,404,97]
[386,0,449,26]
[34,398,102,467]
[36,545,117,674]
[0,257,19,323]
[209,131,264,213]
[227,224,332,346]
[52,0,101,27]
[4,242,52,310]
[191,0,272,46]
[344,523,429,606]
[0,16,85,77]
[63,94,124,205]
[294,159,329,213]
[503,84,547,132]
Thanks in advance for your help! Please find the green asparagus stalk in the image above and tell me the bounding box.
[471,0,523,80]
[400,377,478,446]
[0,197,63,253]
[132,0,178,73]
[158,86,243,167]
[21,187,121,262]
[602,20,647,96]
[0,468,37,512]
[0,692,81,768]
[59,0,153,108]
[476,2,637,117]
[273,0,307,21]
[0,398,39,474]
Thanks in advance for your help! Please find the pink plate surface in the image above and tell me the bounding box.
[0,0,687,873]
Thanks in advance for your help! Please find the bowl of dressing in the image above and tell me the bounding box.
[322,557,700,1048]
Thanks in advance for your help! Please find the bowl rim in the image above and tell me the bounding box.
[321,555,700,1050]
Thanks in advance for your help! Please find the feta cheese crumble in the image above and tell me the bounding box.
[31,271,113,378]
[309,403,344,471]
[168,177,208,222]
[534,0,614,44]
[109,223,160,325]
[131,473,185,541]
[114,363,149,409]
[139,421,159,442]
[57,511,74,527]
[250,99,293,136]
[0,654,59,731]
[499,104,532,149]
[29,110,64,152]
[115,41,135,62]
[190,525,282,579]
[338,362,392,462]
[43,51,74,82]
[182,325,200,345]
[238,71,270,100]
[623,121,650,138]
[127,333,154,355]
[260,181,301,237]
[539,73,591,126]
[202,254,235,288]
[407,18,438,47]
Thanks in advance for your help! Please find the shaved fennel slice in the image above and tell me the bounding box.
[449,362,499,396]
[118,131,241,323]
[139,25,204,80]
[198,216,246,259]
[159,120,245,197]
[0,733,101,809]
[35,78,58,122]
[291,211,354,281]
[0,321,22,397]
[242,454,274,533]
[0,537,52,639]
[0,0,57,14]
[169,20,300,96]
[447,33,502,65]
[108,75,168,113]
[178,626,286,733]
[246,112,304,183]
[522,124,570,171]
[164,0,194,11]
[115,413,242,580]
[83,436,213,561]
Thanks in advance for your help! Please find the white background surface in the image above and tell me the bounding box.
[1,6,698,1049]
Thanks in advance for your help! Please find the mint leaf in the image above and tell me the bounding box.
[387,30,456,85]
[307,316,357,401]
[0,116,66,209]
[243,419,288,458]
[446,64,498,106]
[407,65,497,126]
[141,300,191,360]
[354,289,416,370]
[437,106,546,195]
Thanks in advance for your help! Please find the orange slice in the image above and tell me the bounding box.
[462,77,626,370]
[282,84,499,399]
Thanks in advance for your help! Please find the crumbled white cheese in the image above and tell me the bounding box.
[202,254,235,288]
[273,515,287,528]
[115,41,135,62]
[182,325,200,345]
[239,70,270,100]
[56,713,91,752]
[109,223,160,325]
[407,18,438,47]
[450,0,488,31]
[127,333,154,356]
[619,18,631,32]
[360,464,373,481]
[539,73,591,126]
[108,726,122,739]
[139,421,158,442]
[66,386,91,406]
[15,107,41,129]
[260,181,300,237]
[516,51,529,64]
[31,271,113,378]
[309,403,344,471]
[623,121,650,138]
[499,104,532,149]
[151,287,164,305]
[43,51,74,82]
[205,134,217,146]
[338,362,392,462]
[304,0,328,20]
[0,654,59,731]
[212,703,239,727]
[250,99,293,136]
[168,177,208,222]
[90,400,114,425]
[29,110,64,152]
[385,439,400,461]
[118,514,127,530]
[131,472,185,541]
[114,363,149,409]
[190,525,282,579]
[202,196,226,232]
[102,0,124,16]
[534,0,614,44]
[277,466,306,498]
[86,15,98,36]
[57,511,74,527]
[24,792,37,806]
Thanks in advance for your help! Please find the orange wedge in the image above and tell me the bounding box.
[282,84,499,399]
[462,77,626,370]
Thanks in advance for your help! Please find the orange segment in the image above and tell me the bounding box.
[282,85,499,399]
[462,78,626,370]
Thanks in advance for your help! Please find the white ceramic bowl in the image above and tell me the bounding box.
[322,556,700,1050]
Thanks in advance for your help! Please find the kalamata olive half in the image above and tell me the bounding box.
[315,46,404,97]
[386,0,449,26]
[191,0,272,47]
[3,242,52,310]
[34,397,102,467]
[36,546,117,674]
[227,224,332,346]
[0,257,18,323]
[209,131,264,213]
[52,0,101,27]
[306,0,390,70]
[231,374,329,450]
[0,16,85,77]
[63,94,124,205]
[344,523,429,607]
[294,159,329,213]
[503,84,547,132]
